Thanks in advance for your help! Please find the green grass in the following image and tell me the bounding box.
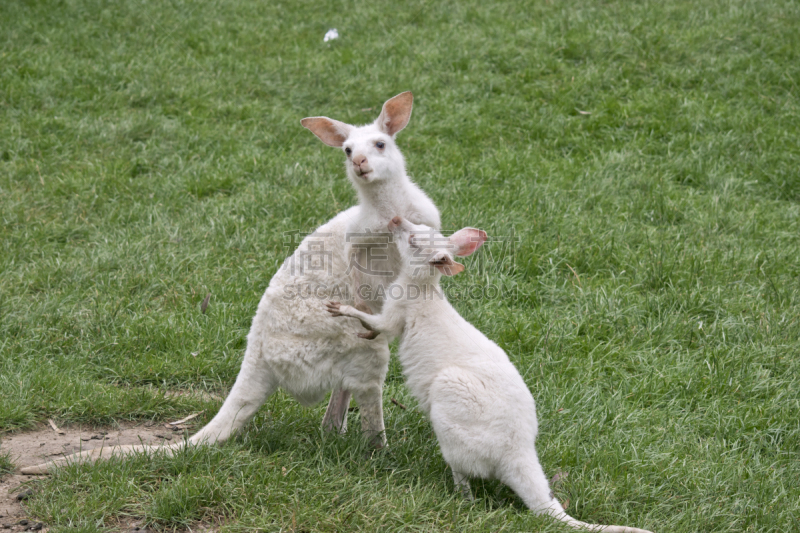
[1,0,799,531]
[0,446,13,476]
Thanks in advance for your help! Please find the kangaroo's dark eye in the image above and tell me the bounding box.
[375,141,385,149]
[344,147,352,156]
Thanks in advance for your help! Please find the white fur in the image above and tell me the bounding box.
[22,93,440,474]
[326,218,654,533]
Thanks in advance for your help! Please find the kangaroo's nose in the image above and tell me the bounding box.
[353,155,368,167]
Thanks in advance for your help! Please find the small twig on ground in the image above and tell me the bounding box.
[390,398,407,410]
[565,263,582,287]
[47,419,65,435]
[166,411,204,427]
[201,293,211,314]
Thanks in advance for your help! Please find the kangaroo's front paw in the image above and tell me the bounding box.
[326,301,342,316]
[357,330,380,340]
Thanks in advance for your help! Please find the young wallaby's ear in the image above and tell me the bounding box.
[375,92,413,137]
[449,228,487,257]
[431,254,465,276]
[301,117,353,147]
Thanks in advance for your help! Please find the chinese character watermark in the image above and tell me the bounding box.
[279,229,520,302]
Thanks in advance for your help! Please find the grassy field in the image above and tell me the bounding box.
[1,0,799,531]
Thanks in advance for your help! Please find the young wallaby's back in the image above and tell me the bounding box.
[327,217,654,533]
[22,94,441,475]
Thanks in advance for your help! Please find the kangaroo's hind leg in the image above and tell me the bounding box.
[347,340,391,448]
[453,470,475,501]
[322,389,351,433]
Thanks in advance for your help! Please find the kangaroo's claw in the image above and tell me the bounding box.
[326,301,342,316]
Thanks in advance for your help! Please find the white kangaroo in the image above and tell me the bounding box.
[22,92,440,474]
[326,217,654,533]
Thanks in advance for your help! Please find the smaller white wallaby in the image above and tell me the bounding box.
[326,217,654,533]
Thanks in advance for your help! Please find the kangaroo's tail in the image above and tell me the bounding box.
[503,453,654,533]
[22,355,278,475]
[546,505,654,533]
[20,440,188,475]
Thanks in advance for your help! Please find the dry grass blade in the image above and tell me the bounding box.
[166,412,204,427]
[47,419,65,435]
[390,398,407,410]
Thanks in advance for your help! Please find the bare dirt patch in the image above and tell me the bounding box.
[0,421,193,529]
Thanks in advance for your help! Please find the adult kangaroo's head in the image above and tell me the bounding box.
[301,92,414,188]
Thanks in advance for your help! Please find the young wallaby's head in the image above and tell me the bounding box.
[301,92,413,188]
[387,216,487,281]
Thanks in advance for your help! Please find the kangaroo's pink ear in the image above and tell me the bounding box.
[301,117,353,147]
[375,92,413,137]
[449,228,487,257]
